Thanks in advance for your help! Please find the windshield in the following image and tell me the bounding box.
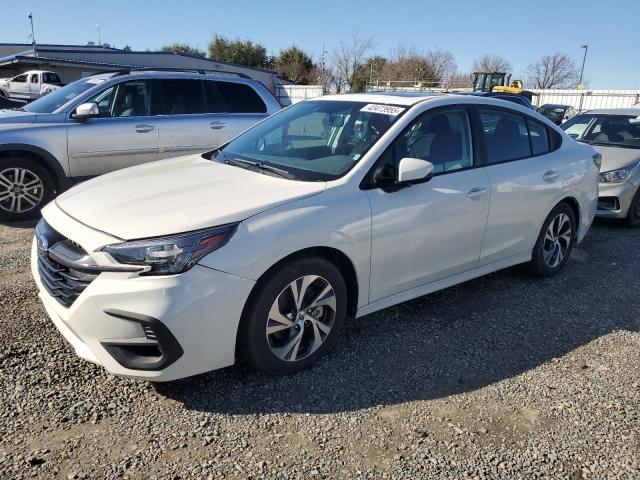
[561,113,640,149]
[218,100,406,181]
[24,76,108,113]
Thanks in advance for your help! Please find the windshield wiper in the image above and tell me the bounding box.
[224,157,296,180]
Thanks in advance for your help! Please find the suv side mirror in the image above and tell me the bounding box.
[397,157,434,185]
[72,102,99,120]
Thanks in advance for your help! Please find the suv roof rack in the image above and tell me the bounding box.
[109,67,251,79]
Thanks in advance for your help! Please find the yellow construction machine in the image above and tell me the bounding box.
[472,72,535,101]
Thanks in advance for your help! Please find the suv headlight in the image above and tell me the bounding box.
[100,224,238,276]
[599,161,640,183]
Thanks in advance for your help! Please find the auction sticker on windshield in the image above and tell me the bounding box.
[360,104,405,116]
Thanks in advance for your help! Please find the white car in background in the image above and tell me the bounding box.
[561,108,640,226]
[0,70,62,100]
[32,93,599,381]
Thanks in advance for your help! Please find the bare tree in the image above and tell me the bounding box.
[472,54,512,72]
[329,33,375,92]
[380,43,456,87]
[447,71,473,88]
[525,53,579,89]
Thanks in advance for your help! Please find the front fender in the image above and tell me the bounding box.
[198,186,372,308]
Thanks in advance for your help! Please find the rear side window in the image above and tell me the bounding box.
[30,74,39,84]
[203,81,225,113]
[480,109,531,163]
[527,119,550,155]
[43,73,61,84]
[160,79,205,115]
[215,81,266,113]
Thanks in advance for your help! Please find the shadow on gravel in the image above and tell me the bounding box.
[155,219,640,414]
[0,219,38,230]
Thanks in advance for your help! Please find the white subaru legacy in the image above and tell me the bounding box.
[32,93,600,381]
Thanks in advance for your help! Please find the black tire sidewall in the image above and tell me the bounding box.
[0,156,54,222]
[239,257,348,375]
[529,203,576,277]
[625,187,640,228]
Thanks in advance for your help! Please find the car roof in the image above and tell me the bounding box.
[318,92,444,106]
[540,104,572,109]
[581,108,640,116]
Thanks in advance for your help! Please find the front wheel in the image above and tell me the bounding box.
[239,257,348,375]
[625,188,640,227]
[528,203,576,277]
[0,157,55,222]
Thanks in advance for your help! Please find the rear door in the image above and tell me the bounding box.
[66,79,159,177]
[155,78,221,159]
[28,73,40,99]
[477,107,564,265]
[213,80,269,139]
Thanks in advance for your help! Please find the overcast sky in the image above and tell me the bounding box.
[2,0,638,89]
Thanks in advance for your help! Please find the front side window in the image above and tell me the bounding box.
[84,80,152,118]
[561,114,640,149]
[480,109,531,163]
[218,100,404,180]
[12,74,27,83]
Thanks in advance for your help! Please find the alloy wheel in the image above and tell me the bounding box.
[542,212,572,268]
[266,275,337,362]
[0,167,44,214]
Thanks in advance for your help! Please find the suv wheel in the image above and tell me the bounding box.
[239,257,347,375]
[528,203,576,277]
[0,157,54,222]
[625,188,640,228]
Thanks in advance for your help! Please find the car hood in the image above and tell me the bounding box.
[0,109,38,125]
[593,144,640,172]
[55,154,326,240]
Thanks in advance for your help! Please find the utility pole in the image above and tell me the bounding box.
[97,24,101,46]
[578,44,588,86]
[27,13,36,54]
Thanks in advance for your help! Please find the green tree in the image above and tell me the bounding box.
[275,46,315,84]
[122,45,132,52]
[208,35,268,67]
[160,43,206,58]
[350,55,387,92]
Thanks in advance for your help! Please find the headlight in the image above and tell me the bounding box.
[100,224,238,275]
[599,161,640,183]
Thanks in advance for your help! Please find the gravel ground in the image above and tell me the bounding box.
[0,219,638,480]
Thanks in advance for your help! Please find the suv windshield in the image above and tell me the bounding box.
[561,113,640,149]
[218,100,406,181]
[24,76,108,113]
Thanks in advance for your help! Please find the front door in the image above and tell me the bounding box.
[366,107,491,301]
[66,79,159,177]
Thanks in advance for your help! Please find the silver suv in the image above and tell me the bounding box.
[0,70,281,221]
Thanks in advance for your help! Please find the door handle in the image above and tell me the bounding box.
[543,169,559,181]
[209,121,227,130]
[466,187,488,199]
[135,124,155,133]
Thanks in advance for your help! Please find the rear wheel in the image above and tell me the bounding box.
[528,203,576,277]
[239,257,347,375]
[0,156,54,222]
[625,188,640,227]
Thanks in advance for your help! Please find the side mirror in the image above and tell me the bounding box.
[397,157,434,184]
[72,102,99,120]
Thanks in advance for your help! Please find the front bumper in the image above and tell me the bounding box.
[596,181,638,218]
[31,235,255,382]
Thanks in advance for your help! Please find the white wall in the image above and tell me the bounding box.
[276,84,324,106]
[530,89,640,111]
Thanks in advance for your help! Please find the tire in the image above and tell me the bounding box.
[528,202,576,277]
[625,188,640,228]
[239,257,348,375]
[0,156,55,222]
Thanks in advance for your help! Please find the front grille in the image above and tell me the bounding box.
[37,255,99,308]
[36,220,100,308]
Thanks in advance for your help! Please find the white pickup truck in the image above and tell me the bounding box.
[0,70,63,101]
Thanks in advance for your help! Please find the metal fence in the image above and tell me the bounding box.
[529,89,640,111]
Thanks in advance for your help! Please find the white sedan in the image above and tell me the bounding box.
[32,93,600,381]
